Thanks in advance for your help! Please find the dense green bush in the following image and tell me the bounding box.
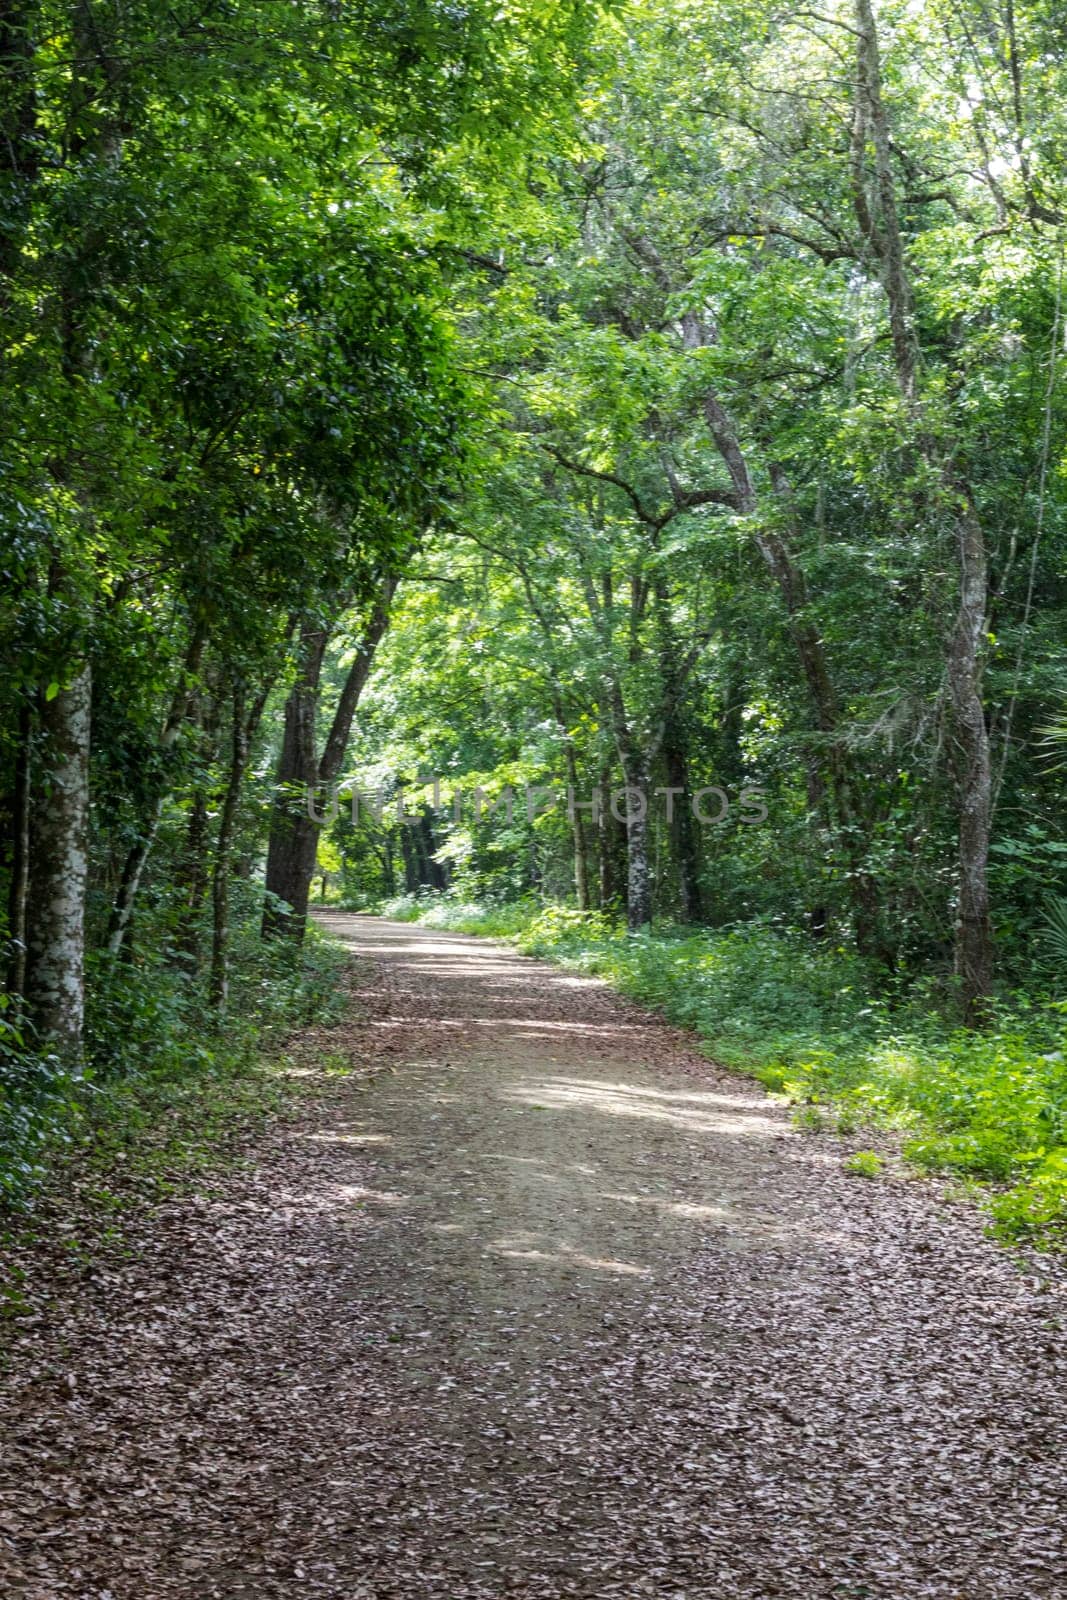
[0,915,346,1210]
[371,891,540,938]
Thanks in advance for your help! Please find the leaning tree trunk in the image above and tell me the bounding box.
[686,313,886,963]
[25,665,91,1057]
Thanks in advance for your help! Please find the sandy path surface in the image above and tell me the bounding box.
[2,913,1065,1599]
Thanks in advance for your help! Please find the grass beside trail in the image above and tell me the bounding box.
[369,893,1067,1250]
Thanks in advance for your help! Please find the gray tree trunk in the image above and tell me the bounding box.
[852,0,993,1014]
[948,497,994,1020]
[6,701,32,1002]
[26,665,92,1057]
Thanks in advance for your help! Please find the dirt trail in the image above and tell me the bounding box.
[2,914,1065,1599]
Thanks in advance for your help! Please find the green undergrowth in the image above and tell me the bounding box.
[0,921,348,1216]
[372,891,538,938]
[375,894,1067,1249]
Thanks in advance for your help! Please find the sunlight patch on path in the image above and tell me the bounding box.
[502,1076,788,1138]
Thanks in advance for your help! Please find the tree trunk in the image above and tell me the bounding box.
[6,701,32,1001]
[602,666,653,931]
[596,762,626,912]
[621,751,653,931]
[852,0,992,1011]
[553,691,589,911]
[263,585,394,942]
[174,787,210,972]
[25,665,91,1057]
[420,811,446,890]
[948,496,994,1020]
[662,719,702,923]
[852,0,917,402]
[399,821,418,892]
[262,625,327,941]
[568,759,591,912]
[173,697,221,972]
[655,582,702,924]
[210,686,265,1011]
[684,310,885,960]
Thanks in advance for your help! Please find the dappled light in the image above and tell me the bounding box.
[503,1076,788,1139]
[335,1184,407,1207]
[303,1130,393,1147]
[491,1237,651,1278]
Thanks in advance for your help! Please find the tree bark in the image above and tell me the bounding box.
[25,665,91,1057]
[263,583,394,941]
[852,0,993,1013]
[419,810,447,890]
[698,360,885,957]
[210,682,268,1010]
[262,624,328,940]
[852,0,917,401]
[553,692,589,911]
[947,494,993,1019]
[662,714,702,924]
[607,678,653,930]
[6,701,32,1001]
[654,581,702,924]
[620,749,653,931]
[399,819,418,892]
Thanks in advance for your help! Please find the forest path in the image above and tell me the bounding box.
[3,914,1065,1599]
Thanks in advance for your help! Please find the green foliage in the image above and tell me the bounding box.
[373,892,540,938]
[844,1150,884,1179]
[0,1022,83,1206]
[0,918,345,1209]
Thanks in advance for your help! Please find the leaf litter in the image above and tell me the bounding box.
[1,912,1064,1598]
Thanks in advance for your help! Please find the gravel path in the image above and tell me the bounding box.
[2,913,1065,1599]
